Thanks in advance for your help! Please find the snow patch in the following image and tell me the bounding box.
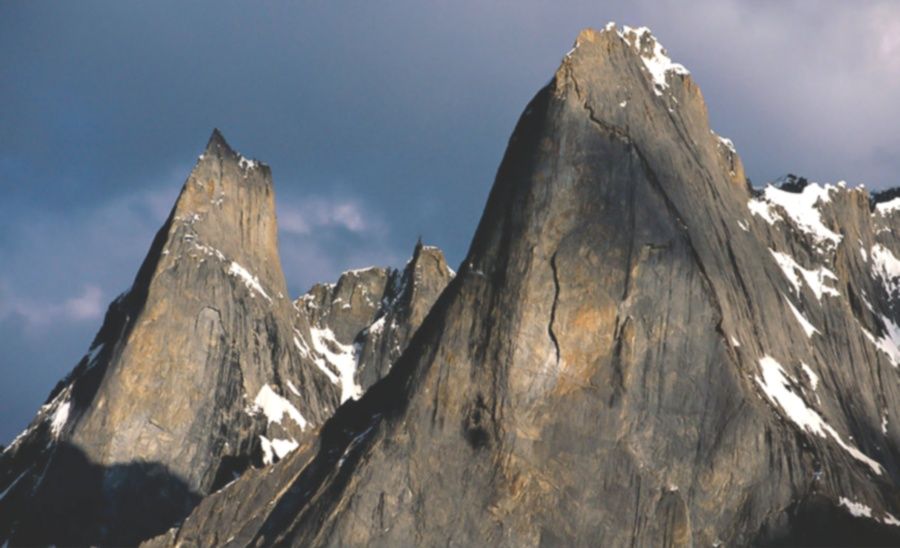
[801,362,819,391]
[619,26,690,96]
[309,327,362,403]
[730,337,741,348]
[755,356,882,475]
[251,385,307,430]
[192,242,226,262]
[270,438,298,459]
[836,497,900,527]
[870,244,900,297]
[259,435,299,465]
[875,197,900,215]
[336,425,376,469]
[748,198,782,225]
[343,266,380,277]
[839,497,873,518]
[259,436,274,465]
[238,156,258,172]
[292,333,311,359]
[306,337,340,386]
[785,297,820,337]
[50,400,71,437]
[861,290,876,313]
[227,261,272,302]
[861,316,900,367]
[761,184,842,247]
[769,250,840,301]
[366,316,387,337]
[717,135,736,154]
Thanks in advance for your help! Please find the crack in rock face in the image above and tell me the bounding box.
[6,23,900,548]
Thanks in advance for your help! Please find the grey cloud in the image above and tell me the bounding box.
[628,0,900,186]
[2,0,899,444]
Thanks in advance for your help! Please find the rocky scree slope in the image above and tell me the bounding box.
[0,131,452,546]
[148,24,900,547]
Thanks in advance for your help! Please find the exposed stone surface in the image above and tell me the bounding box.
[8,22,900,548]
[0,130,344,545]
[292,242,454,398]
[0,126,453,545]
[146,25,900,547]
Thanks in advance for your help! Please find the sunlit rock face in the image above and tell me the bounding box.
[8,22,900,548]
[0,130,340,545]
[293,241,454,400]
[0,129,456,546]
[148,25,900,547]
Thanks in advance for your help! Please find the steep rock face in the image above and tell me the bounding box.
[0,131,342,545]
[149,25,900,547]
[291,242,455,400]
[352,243,455,389]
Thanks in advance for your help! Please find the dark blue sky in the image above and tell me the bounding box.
[2,1,899,444]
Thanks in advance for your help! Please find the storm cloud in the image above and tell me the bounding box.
[1,0,898,442]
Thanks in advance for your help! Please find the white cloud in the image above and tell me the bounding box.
[0,174,402,335]
[276,193,402,292]
[0,283,105,329]
[869,4,900,72]
[0,175,182,335]
[624,0,900,186]
[63,285,104,321]
[278,196,380,236]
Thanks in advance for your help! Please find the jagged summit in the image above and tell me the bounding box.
[764,173,900,213]
[293,239,454,399]
[9,24,900,548]
[199,128,266,174]
[0,132,340,545]
[205,127,230,153]
[566,23,690,98]
[556,22,747,193]
[146,26,900,547]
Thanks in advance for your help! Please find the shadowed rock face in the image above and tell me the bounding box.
[292,242,454,399]
[8,23,900,548]
[145,25,900,547]
[0,130,344,545]
[0,128,454,546]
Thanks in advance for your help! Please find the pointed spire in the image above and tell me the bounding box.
[204,128,236,158]
[404,238,451,280]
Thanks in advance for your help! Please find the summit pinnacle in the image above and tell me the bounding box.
[6,24,900,547]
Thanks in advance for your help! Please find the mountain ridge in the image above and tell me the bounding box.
[147,24,900,546]
[5,22,900,547]
[0,129,453,545]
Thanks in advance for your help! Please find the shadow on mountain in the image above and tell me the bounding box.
[39,185,177,417]
[4,442,199,547]
[214,81,558,545]
[756,495,900,547]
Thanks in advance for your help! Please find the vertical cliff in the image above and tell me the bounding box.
[0,130,340,545]
[148,25,900,547]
